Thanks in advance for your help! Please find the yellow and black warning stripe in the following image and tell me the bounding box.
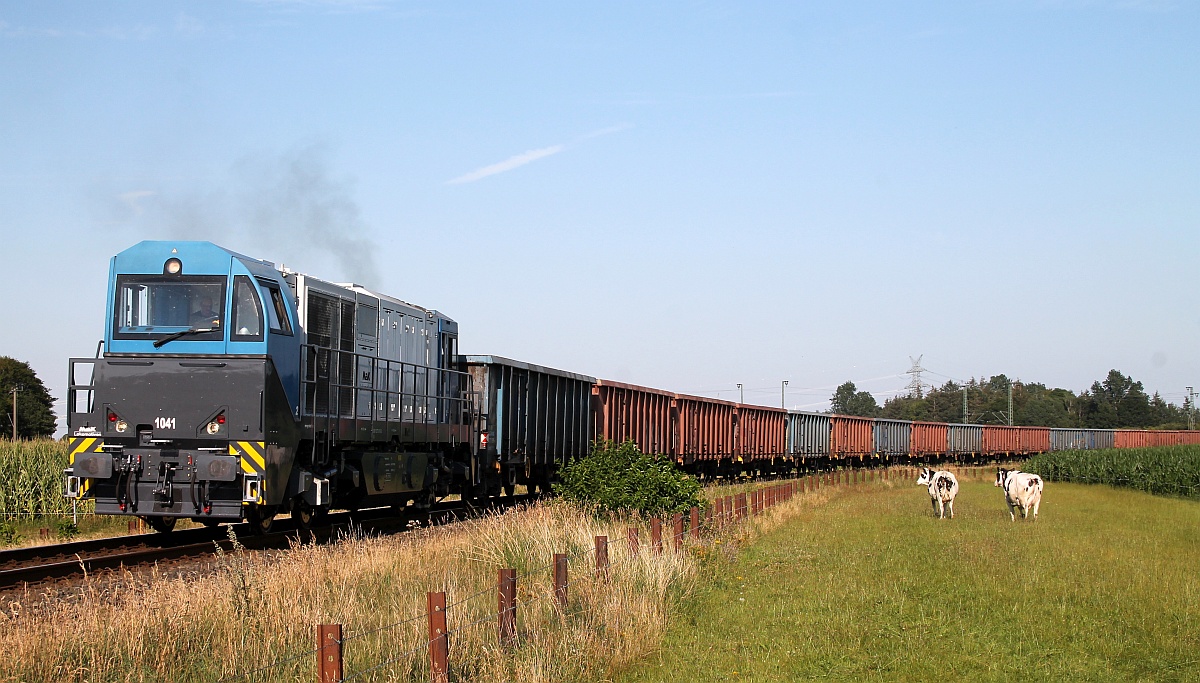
[228,441,267,504]
[66,436,105,497]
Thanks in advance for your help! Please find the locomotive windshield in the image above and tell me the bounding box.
[113,275,226,341]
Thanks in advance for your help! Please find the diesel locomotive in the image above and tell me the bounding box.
[64,241,486,533]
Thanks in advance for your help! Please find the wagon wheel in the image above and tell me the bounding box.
[144,516,176,533]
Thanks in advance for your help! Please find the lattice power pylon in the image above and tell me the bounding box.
[906,355,926,399]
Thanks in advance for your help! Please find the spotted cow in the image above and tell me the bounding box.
[995,468,1044,522]
[916,467,959,519]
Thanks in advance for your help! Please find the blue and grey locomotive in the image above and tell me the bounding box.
[64,241,479,533]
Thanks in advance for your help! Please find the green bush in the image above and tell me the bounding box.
[0,519,20,545]
[54,517,79,541]
[555,439,706,518]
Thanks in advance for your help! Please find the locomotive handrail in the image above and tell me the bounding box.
[66,357,100,421]
[298,343,476,448]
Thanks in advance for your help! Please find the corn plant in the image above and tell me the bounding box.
[0,439,94,519]
[1024,445,1200,498]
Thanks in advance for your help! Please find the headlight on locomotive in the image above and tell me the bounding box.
[205,412,226,435]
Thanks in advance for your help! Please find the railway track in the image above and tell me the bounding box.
[0,496,528,590]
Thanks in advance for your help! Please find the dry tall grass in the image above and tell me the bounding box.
[0,472,900,682]
[0,502,700,682]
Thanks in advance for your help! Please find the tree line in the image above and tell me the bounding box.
[829,369,1195,430]
[0,357,57,439]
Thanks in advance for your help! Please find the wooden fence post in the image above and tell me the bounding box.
[428,591,448,683]
[651,518,663,555]
[627,527,639,554]
[498,569,516,649]
[553,554,568,610]
[595,536,609,578]
[690,507,700,540]
[316,624,342,683]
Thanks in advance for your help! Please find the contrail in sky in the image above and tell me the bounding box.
[447,124,632,185]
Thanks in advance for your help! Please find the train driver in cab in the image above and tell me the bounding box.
[191,296,220,327]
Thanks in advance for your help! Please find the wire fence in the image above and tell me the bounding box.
[216,476,816,683]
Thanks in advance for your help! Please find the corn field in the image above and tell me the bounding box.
[1024,445,1200,498]
[0,439,92,519]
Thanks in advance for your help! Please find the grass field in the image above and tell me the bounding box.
[617,476,1200,682]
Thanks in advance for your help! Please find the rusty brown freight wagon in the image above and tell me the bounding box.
[1114,430,1144,449]
[1020,426,1051,454]
[592,380,674,456]
[831,415,873,460]
[910,421,948,458]
[673,393,735,465]
[734,404,788,462]
[981,425,1021,455]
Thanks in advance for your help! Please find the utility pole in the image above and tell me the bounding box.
[1008,382,1014,427]
[1187,387,1197,430]
[737,383,744,404]
[781,380,788,409]
[962,386,968,424]
[10,386,21,441]
[906,355,926,399]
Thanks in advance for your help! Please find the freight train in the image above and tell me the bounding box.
[63,241,1200,533]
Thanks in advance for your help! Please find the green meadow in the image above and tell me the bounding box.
[618,477,1200,682]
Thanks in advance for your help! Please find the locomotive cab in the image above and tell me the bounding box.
[65,241,306,532]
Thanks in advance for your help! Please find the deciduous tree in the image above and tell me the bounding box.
[0,357,57,439]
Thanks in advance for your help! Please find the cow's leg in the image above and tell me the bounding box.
[931,497,938,517]
[1032,498,1040,520]
[948,499,954,519]
[1007,502,1016,522]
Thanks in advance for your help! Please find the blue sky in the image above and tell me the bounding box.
[1,1,1197,428]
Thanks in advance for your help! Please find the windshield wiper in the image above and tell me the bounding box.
[153,327,215,349]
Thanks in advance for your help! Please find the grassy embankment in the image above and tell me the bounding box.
[0,468,831,682]
[618,470,1200,682]
[2,500,711,682]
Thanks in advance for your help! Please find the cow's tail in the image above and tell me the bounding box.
[1028,476,1044,494]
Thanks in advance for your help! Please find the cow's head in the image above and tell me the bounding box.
[995,468,1008,487]
[916,468,932,486]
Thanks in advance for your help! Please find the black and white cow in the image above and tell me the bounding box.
[995,468,1044,522]
[916,467,959,519]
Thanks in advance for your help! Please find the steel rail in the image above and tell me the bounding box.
[0,494,536,590]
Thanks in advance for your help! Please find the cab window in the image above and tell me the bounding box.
[113,275,225,341]
[263,283,293,335]
[231,276,264,341]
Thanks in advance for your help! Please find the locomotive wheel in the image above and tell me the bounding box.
[246,504,277,535]
[291,502,323,531]
[145,516,177,533]
[503,483,516,498]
